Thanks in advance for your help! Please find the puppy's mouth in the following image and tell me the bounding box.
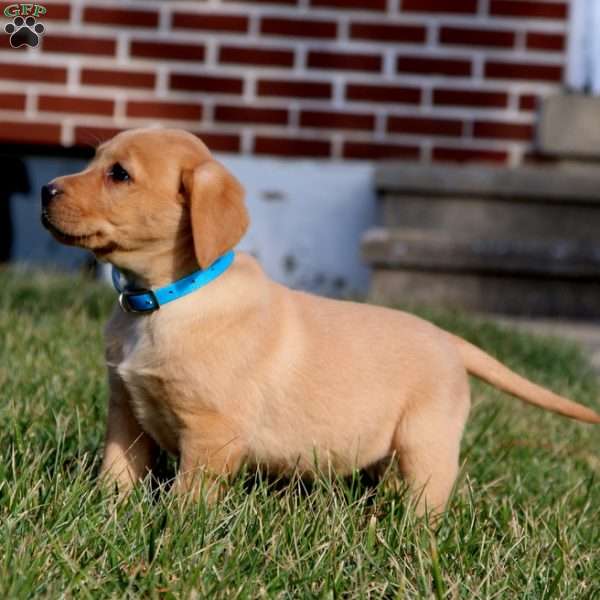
[41,211,93,244]
[41,211,113,254]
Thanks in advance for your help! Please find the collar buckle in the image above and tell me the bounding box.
[118,289,160,314]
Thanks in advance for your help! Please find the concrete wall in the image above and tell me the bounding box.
[226,155,375,296]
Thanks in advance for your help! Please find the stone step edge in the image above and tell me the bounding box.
[362,227,600,278]
[375,163,600,204]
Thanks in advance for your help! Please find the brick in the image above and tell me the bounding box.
[519,94,537,111]
[402,0,477,14]
[310,0,386,10]
[219,46,294,67]
[261,17,337,39]
[489,1,567,20]
[300,110,375,131]
[0,93,24,110]
[439,26,515,48]
[308,50,382,73]
[39,95,114,116]
[0,121,61,144]
[74,127,124,146]
[346,83,421,104]
[81,68,155,89]
[130,40,205,62]
[388,116,463,136]
[83,7,159,28]
[127,101,202,121]
[526,32,565,51]
[343,141,420,160]
[474,120,534,141]
[433,88,508,108]
[257,79,331,99]
[39,3,71,20]
[485,60,562,82]
[254,136,331,157]
[433,146,508,163]
[350,22,426,43]
[397,56,471,77]
[215,104,288,125]
[172,12,248,33]
[42,35,116,56]
[194,132,241,153]
[170,73,243,95]
[0,62,66,83]
[0,2,70,20]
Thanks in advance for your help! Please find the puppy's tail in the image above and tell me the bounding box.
[448,333,600,424]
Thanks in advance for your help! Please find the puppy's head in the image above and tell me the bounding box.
[41,128,249,272]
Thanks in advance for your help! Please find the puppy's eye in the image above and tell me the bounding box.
[108,163,130,183]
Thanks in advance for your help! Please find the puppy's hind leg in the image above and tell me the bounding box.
[392,380,470,517]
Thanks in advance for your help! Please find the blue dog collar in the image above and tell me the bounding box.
[112,251,235,314]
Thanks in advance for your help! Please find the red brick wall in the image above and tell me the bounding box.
[0,0,569,164]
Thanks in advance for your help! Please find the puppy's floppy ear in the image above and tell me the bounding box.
[181,160,249,269]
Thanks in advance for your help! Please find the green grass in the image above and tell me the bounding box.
[1,267,599,598]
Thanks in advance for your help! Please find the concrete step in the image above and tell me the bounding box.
[376,163,600,240]
[362,228,600,318]
[362,227,600,277]
[539,94,600,159]
[376,162,600,203]
[380,194,600,241]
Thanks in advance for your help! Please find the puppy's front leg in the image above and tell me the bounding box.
[174,414,245,504]
[100,373,157,493]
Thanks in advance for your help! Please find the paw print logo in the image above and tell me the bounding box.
[5,16,45,48]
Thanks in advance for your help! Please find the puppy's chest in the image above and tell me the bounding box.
[112,323,194,454]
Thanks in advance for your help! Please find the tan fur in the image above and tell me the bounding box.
[43,128,600,515]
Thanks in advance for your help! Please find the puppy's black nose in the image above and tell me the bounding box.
[41,183,62,208]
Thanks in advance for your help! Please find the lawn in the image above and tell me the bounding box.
[0,267,599,599]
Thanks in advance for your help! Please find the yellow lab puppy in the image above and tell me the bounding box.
[41,129,600,514]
